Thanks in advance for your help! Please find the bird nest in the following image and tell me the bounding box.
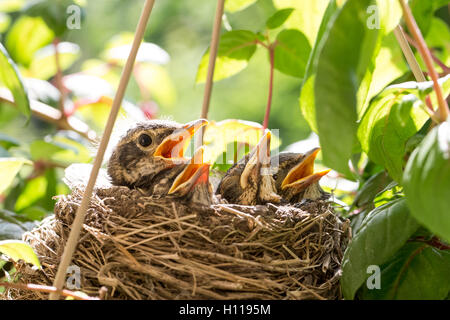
[6,185,350,300]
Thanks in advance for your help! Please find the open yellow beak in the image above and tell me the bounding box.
[281,147,330,191]
[240,130,271,189]
[153,119,208,161]
[168,146,210,195]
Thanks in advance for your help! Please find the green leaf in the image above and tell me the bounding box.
[24,0,82,37]
[273,0,331,46]
[203,119,281,165]
[266,8,294,29]
[352,171,392,209]
[314,0,378,176]
[0,158,32,195]
[224,0,258,13]
[0,133,20,150]
[358,94,429,182]
[196,30,258,83]
[273,29,311,78]
[30,136,91,166]
[0,43,31,118]
[0,0,25,12]
[28,42,80,80]
[313,0,402,176]
[15,176,47,212]
[0,13,11,33]
[0,240,41,268]
[410,0,450,36]
[5,16,54,67]
[359,242,450,299]
[299,0,338,133]
[403,120,450,242]
[341,199,420,299]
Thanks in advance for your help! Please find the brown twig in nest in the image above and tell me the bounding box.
[4,186,350,300]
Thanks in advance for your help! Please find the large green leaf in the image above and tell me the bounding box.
[225,0,258,13]
[0,240,41,268]
[359,242,450,299]
[299,0,338,133]
[410,0,450,37]
[5,16,54,67]
[341,199,420,300]
[0,158,32,195]
[403,120,450,242]
[196,30,258,83]
[0,44,31,118]
[358,94,428,182]
[314,0,376,176]
[273,29,311,78]
[313,0,402,176]
[30,136,91,166]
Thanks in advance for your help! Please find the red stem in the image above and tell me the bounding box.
[404,32,450,75]
[263,47,275,131]
[399,0,449,122]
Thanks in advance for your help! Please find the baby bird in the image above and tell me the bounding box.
[271,148,330,203]
[107,119,207,190]
[167,146,214,206]
[216,131,281,205]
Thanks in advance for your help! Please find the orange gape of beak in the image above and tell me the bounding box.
[153,119,208,161]
[281,148,330,191]
[168,147,210,195]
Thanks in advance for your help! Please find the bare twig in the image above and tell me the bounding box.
[49,0,156,300]
[399,0,449,122]
[200,0,225,120]
[53,38,67,114]
[0,282,99,300]
[0,93,96,142]
[262,44,275,130]
[403,32,450,75]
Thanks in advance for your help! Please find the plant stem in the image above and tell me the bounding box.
[403,32,450,75]
[263,46,275,131]
[53,38,66,115]
[399,0,449,122]
[0,282,99,300]
[49,0,156,300]
[201,0,225,120]
[0,95,96,142]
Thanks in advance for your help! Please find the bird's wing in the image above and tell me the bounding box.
[64,163,112,190]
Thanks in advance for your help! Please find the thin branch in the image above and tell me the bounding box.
[200,0,225,120]
[403,32,450,75]
[399,0,449,122]
[262,45,275,131]
[49,0,156,300]
[53,38,67,114]
[0,282,99,300]
[0,93,96,142]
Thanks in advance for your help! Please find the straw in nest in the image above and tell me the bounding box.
[5,185,350,300]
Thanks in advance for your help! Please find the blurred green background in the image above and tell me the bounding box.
[0,0,310,148]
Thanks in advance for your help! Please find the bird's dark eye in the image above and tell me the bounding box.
[273,174,278,180]
[138,134,152,147]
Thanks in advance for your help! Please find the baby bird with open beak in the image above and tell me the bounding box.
[271,148,330,203]
[167,146,214,206]
[107,119,208,191]
[216,131,281,205]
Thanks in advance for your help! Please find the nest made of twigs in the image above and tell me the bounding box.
[5,185,350,300]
